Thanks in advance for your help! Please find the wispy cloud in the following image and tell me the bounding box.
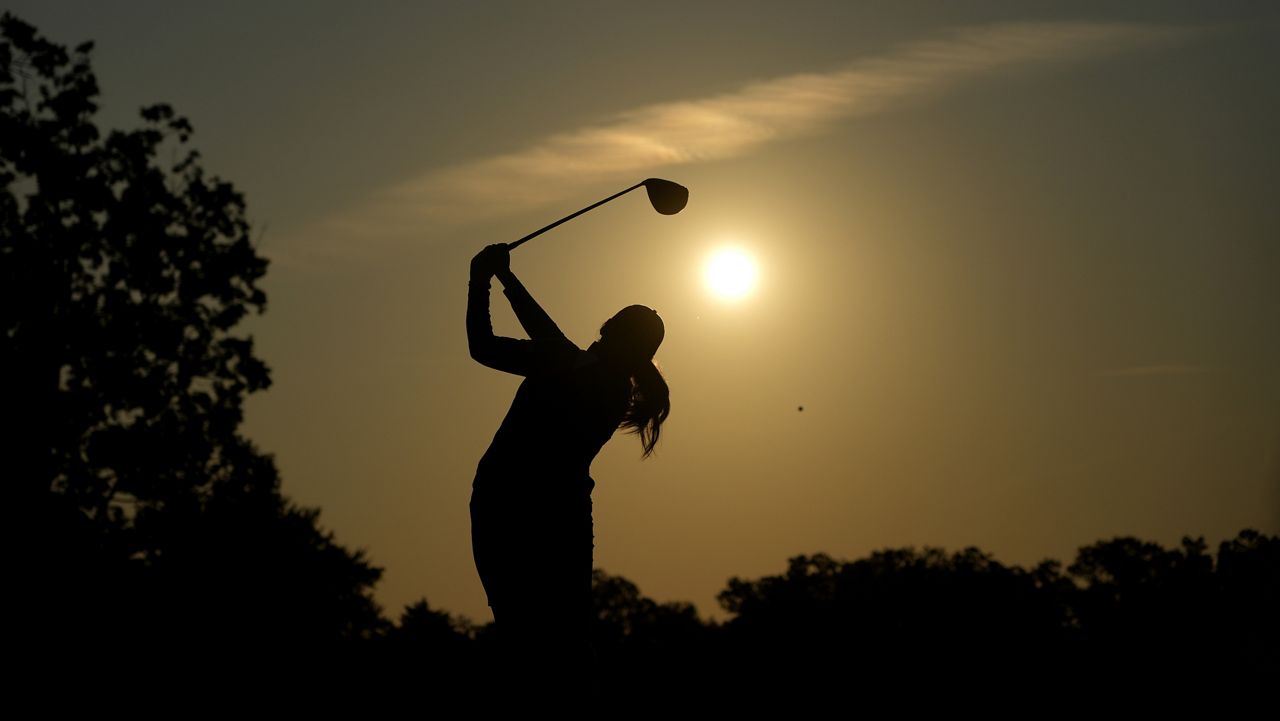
[313,21,1189,244]
[1098,364,1211,378]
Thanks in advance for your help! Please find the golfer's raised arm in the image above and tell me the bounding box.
[468,245,530,375]
[495,268,571,348]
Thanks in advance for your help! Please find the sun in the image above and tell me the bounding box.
[704,247,759,301]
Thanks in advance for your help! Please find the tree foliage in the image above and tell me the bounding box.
[710,529,1278,691]
[2,12,383,656]
[2,11,267,525]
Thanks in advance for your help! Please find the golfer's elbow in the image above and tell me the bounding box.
[470,332,515,372]
[469,345,511,374]
[468,334,493,366]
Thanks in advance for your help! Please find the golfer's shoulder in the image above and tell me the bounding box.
[574,352,631,395]
[528,335,582,370]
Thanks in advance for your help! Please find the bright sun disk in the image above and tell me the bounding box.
[705,248,758,301]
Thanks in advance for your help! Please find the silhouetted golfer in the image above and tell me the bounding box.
[467,243,669,700]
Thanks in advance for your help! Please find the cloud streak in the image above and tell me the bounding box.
[317,21,1188,242]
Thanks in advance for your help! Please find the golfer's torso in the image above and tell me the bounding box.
[475,350,630,497]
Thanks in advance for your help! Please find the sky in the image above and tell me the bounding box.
[11,1,1278,623]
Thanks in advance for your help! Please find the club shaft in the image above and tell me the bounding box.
[508,182,645,250]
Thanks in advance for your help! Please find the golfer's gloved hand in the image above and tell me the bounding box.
[470,243,510,281]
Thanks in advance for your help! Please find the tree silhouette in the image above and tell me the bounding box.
[2,12,383,664]
[590,568,714,697]
[704,530,1278,696]
[1067,531,1279,679]
[386,598,477,667]
[1214,529,1279,669]
[715,547,1069,687]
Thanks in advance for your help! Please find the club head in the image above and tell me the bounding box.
[643,178,689,215]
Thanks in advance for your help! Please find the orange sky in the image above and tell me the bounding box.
[14,1,1279,623]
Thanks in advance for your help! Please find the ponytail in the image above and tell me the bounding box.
[621,360,670,458]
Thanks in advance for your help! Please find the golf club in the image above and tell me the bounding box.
[507,178,688,250]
